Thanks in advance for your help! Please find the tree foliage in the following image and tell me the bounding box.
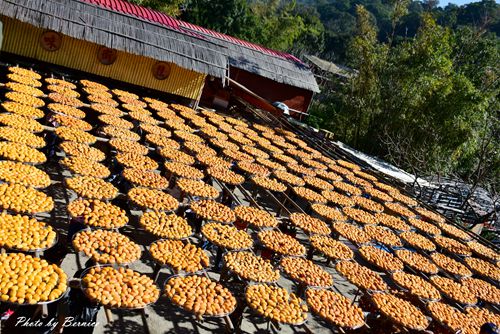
[181,0,250,37]
[180,0,325,55]
[301,0,500,62]
[127,0,499,63]
[127,0,325,55]
[128,0,185,17]
[309,4,499,193]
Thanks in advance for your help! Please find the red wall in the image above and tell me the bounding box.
[229,68,313,113]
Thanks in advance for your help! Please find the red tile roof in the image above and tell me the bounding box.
[84,0,181,30]
[82,0,303,64]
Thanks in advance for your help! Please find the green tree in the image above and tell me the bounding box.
[346,5,386,147]
[309,6,499,194]
[298,0,500,63]
[181,0,251,38]
[451,26,500,198]
[246,0,305,50]
[181,0,324,53]
[288,4,325,56]
[128,0,185,17]
[374,14,491,179]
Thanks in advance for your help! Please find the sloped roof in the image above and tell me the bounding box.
[83,0,319,92]
[0,0,227,77]
[84,0,302,63]
[181,21,319,92]
[0,0,319,92]
[305,55,355,79]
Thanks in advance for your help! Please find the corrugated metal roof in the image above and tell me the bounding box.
[84,0,181,30]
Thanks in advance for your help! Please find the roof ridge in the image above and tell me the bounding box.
[81,0,303,64]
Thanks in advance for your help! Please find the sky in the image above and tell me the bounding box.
[439,0,472,4]
[439,0,499,6]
